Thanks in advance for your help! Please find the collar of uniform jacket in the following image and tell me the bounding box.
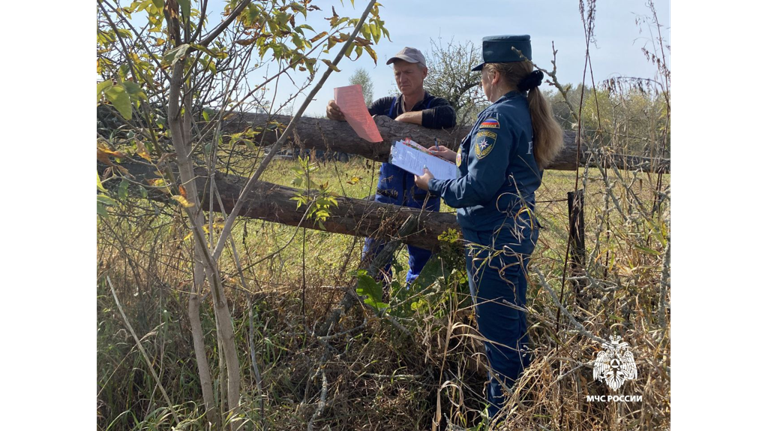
[496,90,527,104]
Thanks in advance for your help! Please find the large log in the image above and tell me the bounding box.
[99,160,460,250]
[219,112,670,173]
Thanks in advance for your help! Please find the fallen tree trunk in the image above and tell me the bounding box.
[219,112,670,173]
[100,160,460,250]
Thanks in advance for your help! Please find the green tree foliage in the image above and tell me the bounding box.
[544,81,669,158]
[423,38,487,126]
[96,1,390,429]
[586,79,670,158]
[349,68,374,106]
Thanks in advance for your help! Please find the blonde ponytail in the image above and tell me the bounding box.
[485,62,564,168]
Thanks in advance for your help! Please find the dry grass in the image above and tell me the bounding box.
[97,152,670,430]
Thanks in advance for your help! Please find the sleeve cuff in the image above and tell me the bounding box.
[427,178,441,195]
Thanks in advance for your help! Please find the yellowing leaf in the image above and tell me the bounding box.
[310,31,327,43]
[104,84,132,120]
[364,45,377,65]
[235,37,257,46]
[114,165,132,178]
[354,36,372,46]
[97,145,127,158]
[97,80,113,103]
[136,141,151,161]
[147,178,168,190]
[97,148,115,167]
[97,172,107,192]
[172,195,195,208]
[321,59,340,72]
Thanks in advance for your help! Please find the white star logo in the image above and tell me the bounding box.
[478,138,488,149]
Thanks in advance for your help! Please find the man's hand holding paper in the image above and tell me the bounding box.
[332,85,383,143]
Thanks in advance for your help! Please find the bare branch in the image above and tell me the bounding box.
[212,0,380,261]
[199,0,252,47]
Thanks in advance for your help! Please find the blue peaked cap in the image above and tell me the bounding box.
[472,35,532,71]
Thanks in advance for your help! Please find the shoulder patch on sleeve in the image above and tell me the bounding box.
[479,117,500,129]
[474,130,497,159]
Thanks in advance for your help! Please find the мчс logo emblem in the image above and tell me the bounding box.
[593,335,638,390]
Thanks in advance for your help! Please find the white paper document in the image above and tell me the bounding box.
[334,85,383,142]
[389,138,457,181]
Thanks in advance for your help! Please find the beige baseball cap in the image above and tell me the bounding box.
[386,47,426,67]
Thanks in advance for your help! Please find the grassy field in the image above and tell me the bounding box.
[98,155,670,430]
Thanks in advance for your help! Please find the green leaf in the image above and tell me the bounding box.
[241,139,257,152]
[321,59,340,72]
[634,244,661,256]
[117,64,131,81]
[275,11,290,26]
[356,272,382,304]
[369,21,381,43]
[97,194,117,206]
[104,84,132,120]
[123,81,147,102]
[202,110,210,122]
[116,28,133,39]
[151,0,163,9]
[178,0,191,19]
[162,44,191,66]
[190,43,226,60]
[197,55,216,74]
[97,173,107,192]
[291,33,304,50]
[413,256,443,290]
[97,81,113,103]
[118,179,129,200]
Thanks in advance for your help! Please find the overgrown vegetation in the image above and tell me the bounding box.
[97,0,670,429]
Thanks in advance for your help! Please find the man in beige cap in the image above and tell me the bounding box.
[326,47,456,290]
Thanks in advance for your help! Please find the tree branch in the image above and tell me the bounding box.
[199,0,252,47]
[211,0,380,261]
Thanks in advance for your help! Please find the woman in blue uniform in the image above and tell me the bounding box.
[414,35,563,419]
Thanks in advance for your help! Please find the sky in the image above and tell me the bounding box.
[270,0,671,117]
